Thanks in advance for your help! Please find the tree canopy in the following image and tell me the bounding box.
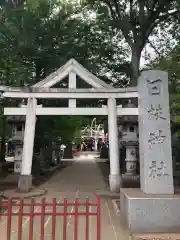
[0,0,128,151]
[1,0,180,152]
[83,0,180,85]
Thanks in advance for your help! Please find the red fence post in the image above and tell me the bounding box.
[7,199,12,240]
[85,198,89,240]
[29,198,35,240]
[63,198,67,240]
[96,195,101,240]
[52,198,56,240]
[40,198,45,240]
[74,198,78,240]
[0,197,2,221]
[18,199,23,240]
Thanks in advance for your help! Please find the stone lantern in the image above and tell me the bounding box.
[8,115,25,173]
[122,141,138,177]
[118,100,139,180]
[52,138,61,165]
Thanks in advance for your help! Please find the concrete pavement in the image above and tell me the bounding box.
[0,158,128,240]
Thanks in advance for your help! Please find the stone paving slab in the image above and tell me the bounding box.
[0,173,21,185]
[132,233,180,240]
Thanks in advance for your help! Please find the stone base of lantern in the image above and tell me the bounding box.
[122,173,140,182]
[120,188,180,233]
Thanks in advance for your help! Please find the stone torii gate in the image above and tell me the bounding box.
[0,59,138,193]
[1,63,177,232]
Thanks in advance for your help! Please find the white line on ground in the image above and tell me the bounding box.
[112,200,120,216]
[67,189,79,229]
[39,189,79,237]
[0,200,20,227]
[105,200,118,240]
[44,198,62,228]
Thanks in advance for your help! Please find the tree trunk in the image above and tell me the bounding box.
[130,46,141,86]
[0,64,10,162]
[0,137,6,162]
[0,99,7,162]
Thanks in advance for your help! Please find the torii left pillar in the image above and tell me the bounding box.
[18,97,37,192]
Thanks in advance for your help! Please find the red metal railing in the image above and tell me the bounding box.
[0,195,101,240]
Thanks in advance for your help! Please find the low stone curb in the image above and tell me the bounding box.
[96,190,120,198]
[0,188,47,199]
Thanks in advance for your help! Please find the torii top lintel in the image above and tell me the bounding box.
[33,58,112,89]
[0,59,138,99]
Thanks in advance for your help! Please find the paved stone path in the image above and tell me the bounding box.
[0,158,129,240]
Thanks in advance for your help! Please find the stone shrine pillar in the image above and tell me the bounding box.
[120,71,178,233]
[138,71,174,194]
[18,97,37,192]
[107,97,121,192]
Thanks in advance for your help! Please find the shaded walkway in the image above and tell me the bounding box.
[40,158,129,240]
[45,159,108,192]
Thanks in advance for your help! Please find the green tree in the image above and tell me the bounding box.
[83,0,180,85]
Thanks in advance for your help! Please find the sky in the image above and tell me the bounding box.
[140,46,154,68]
[140,24,176,68]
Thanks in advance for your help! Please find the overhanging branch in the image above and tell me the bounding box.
[156,9,180,24]
[147,39,161,58]
[108,0,133,47]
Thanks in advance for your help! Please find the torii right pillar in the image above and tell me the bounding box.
[107,97,121,192]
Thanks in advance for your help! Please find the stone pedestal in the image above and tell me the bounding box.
[120,188,180,233]
[18,175,32,193]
